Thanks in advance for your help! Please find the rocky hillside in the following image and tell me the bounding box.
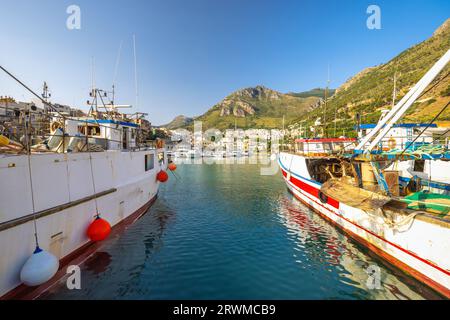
[161,115,194,129]
[194,85,324,130]
[290,18,450,137]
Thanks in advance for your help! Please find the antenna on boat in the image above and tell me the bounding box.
[89,56,97,115]
[322,64,330,137]
[282,115,285,151]
[132,34,144,141]
[112,40,124,108]
[41,82,51,114]
[42,82,51,102]
[91,56,95,93]
[133,34,139,111]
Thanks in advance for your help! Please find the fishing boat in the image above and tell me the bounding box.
[278,49,450,298]
[0,80,168,299]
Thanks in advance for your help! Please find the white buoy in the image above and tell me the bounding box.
[20,247,59,286]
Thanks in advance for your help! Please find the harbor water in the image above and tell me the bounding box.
[43,161,439,300]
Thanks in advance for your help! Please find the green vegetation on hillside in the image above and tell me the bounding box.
[290,18,450,138]
[162,115,193,129]
[183,86,323,130]
[167,19,450,134]
[287,88,336,99]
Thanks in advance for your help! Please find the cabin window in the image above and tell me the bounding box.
[78,125,100,136]
[89,126,100,136]
[322,143,332,152]
[334,143,344,152]
[145,154,155,171]
[413,159,425,172]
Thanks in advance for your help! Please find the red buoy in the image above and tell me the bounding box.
[157,170,169,182]
[168,163,177,171]
[87,216,111,242]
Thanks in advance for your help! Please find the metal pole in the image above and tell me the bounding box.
[356,49,450,151]
[366,49,450,152]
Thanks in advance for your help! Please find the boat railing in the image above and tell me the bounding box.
[0,131,159,154]
[280,133,450,158]
[0,110,160,154]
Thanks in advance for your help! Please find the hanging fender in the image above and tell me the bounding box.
[157,170,169,182]
[20,246,59,287]
[156,139,164,149]
[87,216,111,242]
[318,190,328,204]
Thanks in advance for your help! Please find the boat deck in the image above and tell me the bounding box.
[321,178,450,228]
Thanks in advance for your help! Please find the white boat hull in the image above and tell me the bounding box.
[0,148,166,298]
[279,152,450,298]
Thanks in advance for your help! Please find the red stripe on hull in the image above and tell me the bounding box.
[1,194,158,300]
[281,167,339,209]
[285,179,450,299]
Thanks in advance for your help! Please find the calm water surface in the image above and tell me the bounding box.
[43,162,438,300]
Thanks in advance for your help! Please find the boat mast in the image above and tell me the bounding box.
[323,64,330,137]
[112,40,123,109]
[89,56,97,116]
[41,82,51,115]
[282,115,285,151]
[42,82,50,102]
[133,34,138,111]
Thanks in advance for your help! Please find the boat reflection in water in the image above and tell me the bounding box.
[41,163,439,300]
[84,252,112,275]
[277,194,441,300]
[41,201,175,299]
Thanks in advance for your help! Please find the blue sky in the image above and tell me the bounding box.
[0,0,449,125]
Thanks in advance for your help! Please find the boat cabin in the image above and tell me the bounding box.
[294,138,356,157]
[83,119,138,150]
[356,123,442,151]
[55,118,139,151]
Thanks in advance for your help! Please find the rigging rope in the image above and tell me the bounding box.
[0,66,146,145]
[24,112,40,247]
[0,65,67,121]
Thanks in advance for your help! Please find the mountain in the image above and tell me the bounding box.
[287,88,336,99]
[290,18,450,136]
[161,115,194,129]
[192,85,324,130]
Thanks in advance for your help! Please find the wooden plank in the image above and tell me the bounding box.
[0,188,117,232]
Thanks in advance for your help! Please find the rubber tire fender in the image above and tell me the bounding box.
[318,191,328,204]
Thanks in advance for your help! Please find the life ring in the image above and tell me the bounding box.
[405,177,421,195]
[387,138,396,150]
[318,191,328,204]
[51,121,62,133]
[156,139,164,149]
